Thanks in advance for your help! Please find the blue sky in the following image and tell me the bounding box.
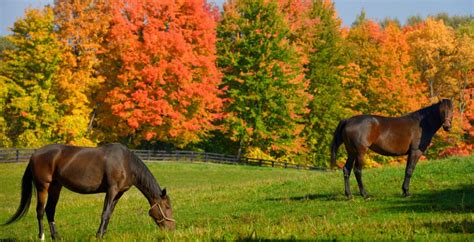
[0,0,473,36]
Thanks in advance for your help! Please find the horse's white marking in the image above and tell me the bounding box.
[39,233,45,240]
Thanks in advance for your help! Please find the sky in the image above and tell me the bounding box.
[0,0,473,36]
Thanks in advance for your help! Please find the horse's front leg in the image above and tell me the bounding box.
[402,149,422,197]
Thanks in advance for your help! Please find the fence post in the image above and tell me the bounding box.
[148,150,151,161]
[284,162,287,168]
[16,149,20,162]
[259,160,262,166]
[272,161,274,167]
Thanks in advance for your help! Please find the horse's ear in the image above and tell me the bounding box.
[161,188,167,197]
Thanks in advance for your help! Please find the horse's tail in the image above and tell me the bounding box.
[330,119,347,168]
[3,162,33,225]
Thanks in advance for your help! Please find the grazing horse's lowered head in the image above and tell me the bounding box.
[149,189,175,230]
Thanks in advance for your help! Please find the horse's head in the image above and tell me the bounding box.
[439,99,454,131]
[149,189,175,230]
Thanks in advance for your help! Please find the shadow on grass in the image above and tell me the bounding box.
[386,184,474,214]
[266,193,345,202]
[0,239,18,242]
[423,219,474,233]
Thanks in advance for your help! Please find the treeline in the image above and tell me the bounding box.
[0,0,473,166]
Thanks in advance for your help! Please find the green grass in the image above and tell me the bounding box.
[0,156,473,241]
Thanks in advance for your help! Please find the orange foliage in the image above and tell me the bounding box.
[105,0,223,147]
[345,20,428,116]
[54,0,111,145]
[406,18,456,100]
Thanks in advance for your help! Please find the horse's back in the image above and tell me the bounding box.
[30,143,132,193]
[343,115,419,155]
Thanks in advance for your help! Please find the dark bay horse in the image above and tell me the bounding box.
[3,143,175,240]
[331,99,453,198]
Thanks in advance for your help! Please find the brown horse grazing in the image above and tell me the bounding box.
[3,143,175,240]
[331,99,453,198]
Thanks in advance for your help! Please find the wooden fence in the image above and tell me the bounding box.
[0,148,326,171]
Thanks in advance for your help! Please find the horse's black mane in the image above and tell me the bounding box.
[406,101,441,120]
[129,151,162,201]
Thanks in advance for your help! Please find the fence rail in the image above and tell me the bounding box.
[0,148,326,171]
[0,148,36,163]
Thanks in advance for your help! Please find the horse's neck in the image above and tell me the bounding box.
[130,158,162,205]
[418,105,443,134]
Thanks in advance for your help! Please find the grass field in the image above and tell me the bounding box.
[0,156,473,241]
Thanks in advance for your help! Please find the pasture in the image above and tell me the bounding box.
[0,156,473,241]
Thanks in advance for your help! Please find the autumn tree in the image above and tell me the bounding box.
[344,20,381,114]
[53,0,111,145]
[406,18,456,100]
[445,20,474,155]
[346,19,427,116]
[218,0,309,159]
[104,0,223,148]
[373,21,427,114]
[0,7,64,147]
[452,21,474,119]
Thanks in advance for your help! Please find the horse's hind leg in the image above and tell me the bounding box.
[96,187,119,238]
[354,153,368,198]
[45,182,62,240]
[343,155,356,199]
[35,183,49,240]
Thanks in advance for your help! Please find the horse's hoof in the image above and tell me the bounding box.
[363,195,370,200]
[345,194,353,200]
[403,192,411,197]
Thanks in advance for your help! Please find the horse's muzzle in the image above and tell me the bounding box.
[443,125,451,131]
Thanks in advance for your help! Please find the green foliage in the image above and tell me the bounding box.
[406,13,473,29]
[431,13,474,29]
[0,36,15,55]
[303,0,350,166]
[218,0,308,158]
[379,17,401,29]
[0,7,64,147]
[406,15,424,26]
[0,156,472,240]
[352,8,367,27]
